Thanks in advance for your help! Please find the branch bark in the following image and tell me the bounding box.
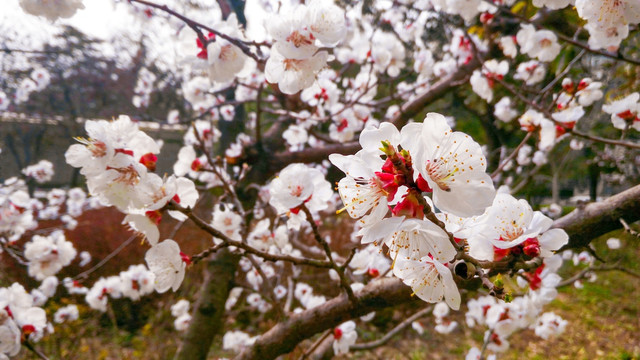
[235,277,415,360]
[236,183,640,360]
[555,183,640,249]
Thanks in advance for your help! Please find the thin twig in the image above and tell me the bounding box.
[73,234,137,281]
[168,202,334,268]
[479,328,495,360]
[300,204,355,302]
[350,305,434,350]
[557,262,640,287]
[299,329,332,360]
[129,0,262,63]
[23,340,50,360]
[620,218,640,238]
[491,132,533,178]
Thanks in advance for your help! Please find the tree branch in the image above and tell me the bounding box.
[235,277,415,360]
[350,305,433,351]
[554,184,640,249]
[175,249,240,360]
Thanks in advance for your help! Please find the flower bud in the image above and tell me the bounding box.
[493,275,504,289]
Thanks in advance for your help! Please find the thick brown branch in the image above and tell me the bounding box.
[175,249,240,360]
[554,184,640,249]
[235,277,415,360]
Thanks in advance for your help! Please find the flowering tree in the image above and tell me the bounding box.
[1,0,640,359]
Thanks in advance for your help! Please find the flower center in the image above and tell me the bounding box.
[286,31,314,47]
[425,159,457,192]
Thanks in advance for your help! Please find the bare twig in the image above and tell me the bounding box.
[129,0,262,63]
[23,339,50,360]
[300,204,356,302]
[491,132,533,178]
[350,305,434,350]
[74,234,137,281]
[620,218,640,238]
[299,329,332,360]
[168,202,333,268]
[557,262,640,287]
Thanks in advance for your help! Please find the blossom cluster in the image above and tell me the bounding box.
[0,283,50,357]
[8,0,639,357]
[264,0,346,94]
[65,116,198,293]
[465,256,567,355]
[327,113,568,311]
[83,264,156,312]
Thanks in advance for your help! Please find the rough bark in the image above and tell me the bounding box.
[235,184,640,360]
[555,183,640,249]
[235,277,414,360]
[174,249,240,360]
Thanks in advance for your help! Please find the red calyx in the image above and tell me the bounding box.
[172,194,181,204]
[491,333,502,346]
[577,80,589,91]
[139,152,157,171]
[180,252,192,266]
[196,33,216,59]
[523,264,545,290]
[522,237,541,258]
[191,158,203,171]
[333,327,343,340]
[617,109,637,121]
[315,88,329,101]
[562,81,575,94]
[337,118,349,132]
[416,174,432,193]
[374,172,401,201]
[493,246,511,261]
[368,268,380,277]
[485,73,503,89]
[479,12,494,24]
[498,308,510,321]
[197,49,208,59]
[145,210,163,225]
[392,191,424,219]
[22,324,36,336]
